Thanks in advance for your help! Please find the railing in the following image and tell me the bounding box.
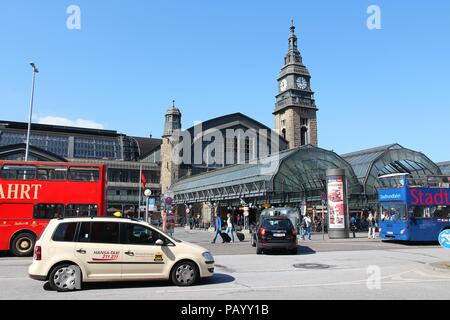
[276,98,316,109]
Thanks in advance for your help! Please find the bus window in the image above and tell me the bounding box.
[380,203,406,221]
[409,206,450,219]
[38,168,67,181]
[33,204,65,220]
[68,167,100,182]
[66,204,98,217]
[1,165,36,180]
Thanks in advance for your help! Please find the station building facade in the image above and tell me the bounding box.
[0,23,448,222]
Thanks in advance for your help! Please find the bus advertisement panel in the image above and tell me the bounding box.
[0,161,107,256]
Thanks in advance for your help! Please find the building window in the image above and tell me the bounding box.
[245,138,250,162]
[301,127,308,146]
[301,118,308,127]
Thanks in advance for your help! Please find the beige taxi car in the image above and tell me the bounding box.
[28,217,215,292]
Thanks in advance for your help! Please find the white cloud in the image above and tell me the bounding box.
[35,116,105,129]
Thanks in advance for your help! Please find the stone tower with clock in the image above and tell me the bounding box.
[160,101,182,195]
[274,21,318,149]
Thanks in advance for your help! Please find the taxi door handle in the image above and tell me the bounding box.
[125,251,135,256]
[76,249,86,254]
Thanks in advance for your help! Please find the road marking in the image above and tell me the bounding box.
[155,278,450,295]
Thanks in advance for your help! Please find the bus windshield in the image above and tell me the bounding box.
[380,202,407,222]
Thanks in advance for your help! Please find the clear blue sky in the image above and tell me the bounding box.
[0,0,449,162]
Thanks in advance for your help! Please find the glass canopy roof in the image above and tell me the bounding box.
[438,162,450,175]
[172,146,361,204]
[172,143,444,205]
[342,144,442,195]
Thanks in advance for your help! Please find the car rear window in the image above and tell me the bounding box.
[53,222,78,242]
[262,219,293,229]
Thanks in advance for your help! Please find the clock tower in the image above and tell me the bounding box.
[274,21,318,148]
[160,101,182,195]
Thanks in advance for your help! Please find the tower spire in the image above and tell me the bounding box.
[285,20,302,66]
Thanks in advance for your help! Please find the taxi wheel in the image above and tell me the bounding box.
[11,232,36,257]
[171,261,199,287]
[49,264,80,292]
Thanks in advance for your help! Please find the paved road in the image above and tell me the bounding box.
[1,228,449,300]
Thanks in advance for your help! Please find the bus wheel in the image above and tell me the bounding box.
[11,233,36,257]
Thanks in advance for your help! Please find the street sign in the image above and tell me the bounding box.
[164,197,173,206]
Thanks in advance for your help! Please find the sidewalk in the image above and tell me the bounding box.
[170,227,380,245]
[167,228,440,256]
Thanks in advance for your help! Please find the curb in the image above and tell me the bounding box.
[429,261,450,273]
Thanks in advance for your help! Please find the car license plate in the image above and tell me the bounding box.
[387,232,394,235]
[273,233,285,237]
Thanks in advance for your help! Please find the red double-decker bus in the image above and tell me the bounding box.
[0,161,107,256]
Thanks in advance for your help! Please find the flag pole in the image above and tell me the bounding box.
[138,164,143,219]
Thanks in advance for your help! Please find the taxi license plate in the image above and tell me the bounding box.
[273,233,285,237]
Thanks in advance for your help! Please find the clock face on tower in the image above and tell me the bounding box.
[296,77,308,90]
[280,79,288,92]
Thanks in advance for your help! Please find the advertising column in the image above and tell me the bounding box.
[326,169,350,239]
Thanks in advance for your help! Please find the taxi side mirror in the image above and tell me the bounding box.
[155,239,164,246]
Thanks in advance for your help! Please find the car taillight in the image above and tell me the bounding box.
[34,245,41,261]
[259,228,266,236]
[292,228,297,236]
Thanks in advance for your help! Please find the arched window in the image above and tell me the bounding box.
[301,127,308,146]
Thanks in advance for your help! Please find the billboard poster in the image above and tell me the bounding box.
[148,198,156,212]
[327,178,346,229]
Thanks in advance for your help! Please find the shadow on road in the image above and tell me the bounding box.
[43,273,235,292]
[262,246,316,256]
[0,251,14,258]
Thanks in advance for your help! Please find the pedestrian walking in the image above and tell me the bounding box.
[302,213,312,241]
[211,212,222,244]
[367,213,377,239]
[225,213,236,243]
[350,215,357,238]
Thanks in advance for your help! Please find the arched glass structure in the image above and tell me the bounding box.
[172,146,360,205]
[342,144,442,196]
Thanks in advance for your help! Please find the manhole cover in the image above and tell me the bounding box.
[293,263,331,269]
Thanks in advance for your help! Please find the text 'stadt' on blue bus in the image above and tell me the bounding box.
[378,173,450,242]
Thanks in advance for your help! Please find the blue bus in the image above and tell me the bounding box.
[378,173,450,241]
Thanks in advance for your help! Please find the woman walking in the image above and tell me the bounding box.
[226,213,236,243]
[367,213,377,239]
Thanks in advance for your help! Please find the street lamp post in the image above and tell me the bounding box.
[25,62,39,162]
[144,189,152,223]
